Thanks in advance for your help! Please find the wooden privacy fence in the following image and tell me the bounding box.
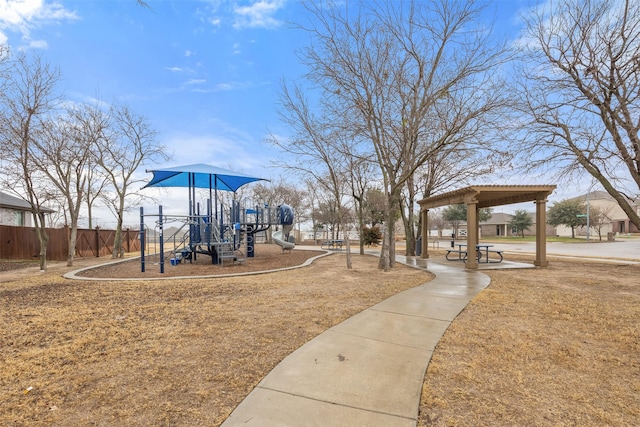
[0,225,140,261]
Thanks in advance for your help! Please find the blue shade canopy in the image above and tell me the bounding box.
[143,163,267,192]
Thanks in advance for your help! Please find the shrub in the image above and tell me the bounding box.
[362,226,382,246]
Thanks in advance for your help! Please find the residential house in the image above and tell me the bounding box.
[556,191,640,237]
[480,211,556,237]
[479,212,513,237]
[0,191,54,227]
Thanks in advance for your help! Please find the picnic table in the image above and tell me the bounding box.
[321,239,344,250]
[446,244,503,263]
[445,243,468,261]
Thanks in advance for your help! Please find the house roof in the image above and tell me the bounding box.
[418,185,557,210]
[0,191,55,213]
[480,212,513,225]
[571,190,640,205]
[571,191,613,202]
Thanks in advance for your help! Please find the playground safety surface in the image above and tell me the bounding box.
[73,243,326,279]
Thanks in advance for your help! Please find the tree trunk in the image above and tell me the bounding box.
[343,220,352,269]
[404,216,416,257]
[403,175,417,257]
[378,231,391,271]
[378,206,397,271]
[33,212,49,271]
[378,188,402,270]
[111,203,124,259]
[87,198,93,229]
[38,235,48,271]
[67,223,78,267]
[112,195,126,259]
[354,195,365,255]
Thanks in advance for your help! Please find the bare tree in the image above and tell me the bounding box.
[84,160,110,229]
[0,45,8,93]
[44,192,69,227]
[299,0,510,270]
[363,188,386,228]
[406,142,509,256]
[84,120,111,230]
[345,153,376,255]
[515,0,640,230]
[96,103,166,258]
[303,178,327,243]
[249,178,307,242]
[249,181,279,243]
[588,205,614,241]
[270,82,355,268]
[427,209,447,239]
[30,104,108,266]
[0,51,61,270]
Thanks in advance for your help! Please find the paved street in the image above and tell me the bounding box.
[482,236,640,262]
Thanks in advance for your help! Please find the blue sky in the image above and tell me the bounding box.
[1,0,315,176]
[2,0,569,226]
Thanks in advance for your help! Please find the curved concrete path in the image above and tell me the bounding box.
[221,256,491,426]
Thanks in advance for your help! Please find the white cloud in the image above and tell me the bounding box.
[233,0,285,30]
[214,81,252,91]
[159,128,266,174]
[0,0,78,48]
[179,80,252,93]
[215,82,234,91]
[0,0,44,25]
[26,38,47,49]
[166,65,197,75]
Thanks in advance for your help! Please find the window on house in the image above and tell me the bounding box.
[15,211,25,226]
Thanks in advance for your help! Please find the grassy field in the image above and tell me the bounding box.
[0,251,432,426]
[2,249,638,426]
[418,251,639,426]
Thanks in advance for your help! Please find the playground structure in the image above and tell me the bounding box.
[139,163,296,274]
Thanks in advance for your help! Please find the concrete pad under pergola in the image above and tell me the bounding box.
[418,185,556,269]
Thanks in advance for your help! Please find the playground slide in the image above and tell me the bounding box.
[273,230,295,250]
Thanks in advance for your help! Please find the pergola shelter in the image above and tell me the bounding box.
[418,185,556,269]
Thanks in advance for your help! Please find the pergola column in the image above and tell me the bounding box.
[421,208,429,259]
[534,197,549,267]
[465,199,479,269]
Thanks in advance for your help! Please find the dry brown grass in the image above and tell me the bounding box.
[419,254,640,426]
[0,260,38,272]
[3,247,639,426]
[0,247,432,426]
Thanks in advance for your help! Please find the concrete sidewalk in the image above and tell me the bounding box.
[221,257,491,426]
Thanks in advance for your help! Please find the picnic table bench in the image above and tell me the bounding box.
[445,244,468,261]
[321,239,344,250]
[446,244,503,263]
